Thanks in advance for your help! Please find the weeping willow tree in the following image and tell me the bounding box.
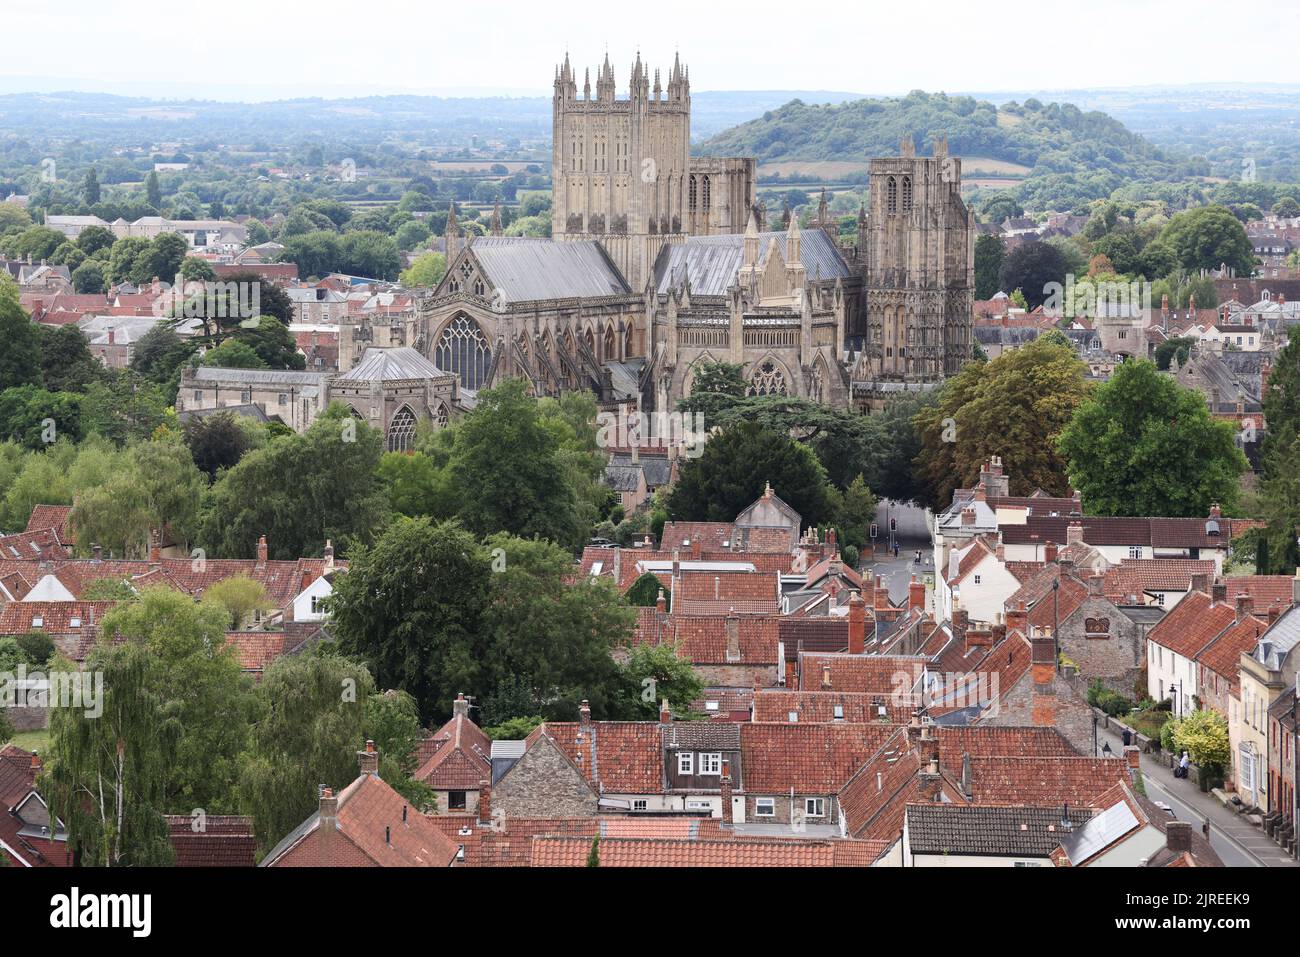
[42,646,177,867]
[238,648,375,858]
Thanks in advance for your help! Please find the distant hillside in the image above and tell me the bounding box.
[696,90,1191,207]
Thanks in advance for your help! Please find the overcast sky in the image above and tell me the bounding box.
[4,0,1298,100]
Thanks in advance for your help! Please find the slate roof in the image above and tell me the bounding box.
[467,237,631,301]
[190,366,329,386]
[334,346,449,382]
[653,229,850,298]
[906,803,1094,857]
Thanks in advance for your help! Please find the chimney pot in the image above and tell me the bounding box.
[1211,581,1227,605]
[659,698,671,724]
[358,740,379,776]
[579,699,592,725]
[1235,592,1253,621]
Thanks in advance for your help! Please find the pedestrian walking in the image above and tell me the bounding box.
[1122,728,1132,747]
[1177,750,1190,779]
[1202,816,1211,839]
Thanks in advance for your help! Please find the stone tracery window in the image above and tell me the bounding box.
[887,176,898,214]
[433,402,449,429]
[688,174,697,212]
[386,405,417,452]
[747,359,789,397]
[902,176,913,212]
[701,175,711,211]
[435,314,492,390]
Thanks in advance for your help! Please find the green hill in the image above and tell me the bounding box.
[696,90,1190,210]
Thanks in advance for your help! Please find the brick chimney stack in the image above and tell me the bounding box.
[655,589,666,613]
[1066,521,1084,546]
[1044,541,1058,564]
[1235,593,1253,622]
[256,534,268,567]
[720,759,733,824]
[1006,598,1028,636]
[453,693,469,718]
[847,593,866,654]
[1030,627,1058,726]
[952,607,969,646]
[358,739,379,776]
[580,699,592,726]
[659,698,672,724]
[908,575,925,612]
[323,539,335,569]
[30,751,40,773]
[1165,820,1192,855]
[319,786,338,822]
[477,778,492,824]
[725,611,741,662]
[1211,581,1227,606]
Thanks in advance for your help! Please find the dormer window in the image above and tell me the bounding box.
[69,617,81,628]
[699,752,722,775]
[677,752,694,775]
[31,617,43,628]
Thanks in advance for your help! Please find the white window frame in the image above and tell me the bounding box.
[755,798,775,817]
[699,752,722,776]
[632,799,647,812]
[833,704,845,721]
[805,797,826,818]
[677,752,694,776]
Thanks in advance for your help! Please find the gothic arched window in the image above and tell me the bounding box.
[433,402,450,429]
[902,176,913,212]
[747,360,789,397]
[435,314,492,390]
[701,175,711,211]
[887,176,898,214]
[688,174,697,212]
[603,325,616,362]
[386,405,418,452]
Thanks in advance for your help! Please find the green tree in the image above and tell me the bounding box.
[202,575,271,629]
[625,571,668,609]
[0,278,42,392]
[42,643,177,866]
[235,316,305,370]
[364,689,436,810]
[94,588,251,812]
[613,642,704,721]
[1158,205,1256,276]
[667,421,835,526]
[182,410,253,478]
[70,260,106,294]
[145,170,162,207]
[1173,709,1231,772]
[238,648,375,856]
[447,378,580,545]
[330,516,491,722]
[200,404,389,559]
[974,233,1004,300]
[399,252,447,288]
[998,240,1068,310]
[82,167,101,205]
[838,474,878,552]
[0,386,83,450]
[913,336,1089,509]
[39,324,102,392]
[199,340,267,370]
[1058,360,1247,516]
[479,532,631,720]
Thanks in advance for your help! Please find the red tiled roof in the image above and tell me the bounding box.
[25,505,74,543]
[1225,576,1295,614]
[797,653,927,694]
[646,615,780,665]
[224,631,288,674]
[532,721,665,794]
[1195,615,1267,694]
[1103,559,1216,602]
[529,834,887,867]
[164,815,256,867]
[963,756,1132,806]
[1147,592,1237,659]
[752,690,913,723]
[416,709,492,790]
[740,722,898,793]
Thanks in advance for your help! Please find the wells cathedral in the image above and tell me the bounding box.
[338,51,974,425]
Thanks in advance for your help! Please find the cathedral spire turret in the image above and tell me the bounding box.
[445,202,460,262]
[490,203,502,237]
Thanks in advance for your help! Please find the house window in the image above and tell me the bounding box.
[1128,546,1142,559]
[699,752,722,775]
[973,575,981,584]
[193,390,203,402]
[686,800,711,812]
[755,798,775,817]
[677,752,694,775]
[1156,593,1165,606]
[633,799,647,812]
[833,704,845,721]
[704,700,719,712]
[310,595,325,615]
[448,791,466,810]
[278,393,287,406]
[805,797,826,817]
[788,711,799,722]
[31,617,43,628]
